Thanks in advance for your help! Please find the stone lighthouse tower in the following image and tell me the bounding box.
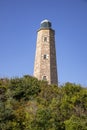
[34,19,58,85]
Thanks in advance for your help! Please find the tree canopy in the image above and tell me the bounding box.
[0,76,87,130]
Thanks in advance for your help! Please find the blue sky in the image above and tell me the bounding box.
[0,0,87,86]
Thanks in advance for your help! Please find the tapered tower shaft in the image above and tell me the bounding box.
[34,20,58,85]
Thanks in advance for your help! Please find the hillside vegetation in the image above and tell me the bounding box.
[0,75,87,130]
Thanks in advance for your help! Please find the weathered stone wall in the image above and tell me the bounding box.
[34,28,58,85]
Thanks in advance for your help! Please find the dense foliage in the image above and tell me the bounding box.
[0,75,87,130]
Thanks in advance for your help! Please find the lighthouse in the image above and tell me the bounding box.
[34,20,58,85]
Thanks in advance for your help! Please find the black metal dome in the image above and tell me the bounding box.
[40,19,52,29]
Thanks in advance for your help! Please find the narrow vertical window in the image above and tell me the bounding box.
[44,37,47,42]
[43,54,49,60]
[43,76,47,81]
[43,54,47,59]
[43,36,47,42]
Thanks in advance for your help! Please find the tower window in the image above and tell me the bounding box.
[42,36,49,42]
[44,37,47,42]
[43,54,47,59]
[43,54,49,59]
[42,76,47,81]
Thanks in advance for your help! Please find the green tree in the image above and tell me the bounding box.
[65,115,87,130]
